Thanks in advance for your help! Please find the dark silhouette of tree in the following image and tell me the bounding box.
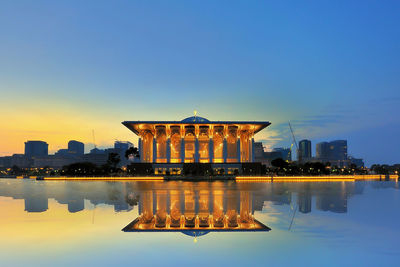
[125,147,139,159]
[271,158,289,169]
[62,162,99,176]
[107,153,121,169]
[11,165,22,175]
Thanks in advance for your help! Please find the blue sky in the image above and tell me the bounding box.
[0,0,399,166]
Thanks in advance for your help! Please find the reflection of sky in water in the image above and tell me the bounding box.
[0,179,399,266]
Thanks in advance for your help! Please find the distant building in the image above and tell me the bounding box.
[316,140,349,167]
[68,140,84,155]
[329,140,347,160]
[349,157,364,168]
[114,141,133,152]
[25,141,48,158]
[272,147,292,161]
[82,153,108,166]
[253,142,293,166]
[90,148,106,154]
[263,151,285,162]
[0,154,32,168]
[32,155,78,169]
[298,139,311,161]
[253,142,265,160]
[55,149,69,156]
[316,142,330,161]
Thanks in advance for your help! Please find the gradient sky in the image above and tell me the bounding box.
[1,0,399,166]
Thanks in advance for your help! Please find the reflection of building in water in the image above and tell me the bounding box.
[23,180,48,212]
[24,196,48,212]
[297,183,312,213]
[0,179,396,216]
[0,180,135,213]
[67,199,84,213]
[124,186,270,232]
[315,183,348,213]
[316,195,347,213]
[298,193,311,214]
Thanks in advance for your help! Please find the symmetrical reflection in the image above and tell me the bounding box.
[123,184,269,232]
[0,179,398,219]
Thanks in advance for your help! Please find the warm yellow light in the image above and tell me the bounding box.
[43,176,164,181]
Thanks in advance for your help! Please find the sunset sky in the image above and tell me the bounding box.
[1,1,399,166]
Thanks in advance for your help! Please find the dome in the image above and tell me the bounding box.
[181,116,210,123]
[181,230,210,237]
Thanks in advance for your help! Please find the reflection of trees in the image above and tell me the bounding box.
[125,192,139,206]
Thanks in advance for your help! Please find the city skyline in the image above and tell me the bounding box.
[1,1,400,166]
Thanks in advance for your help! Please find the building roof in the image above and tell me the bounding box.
[122,116,271,135]
[122,217,271,233]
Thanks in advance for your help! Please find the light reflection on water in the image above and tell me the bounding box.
[0,179,399,266]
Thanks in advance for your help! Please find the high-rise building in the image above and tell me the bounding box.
[298,139,311,161]
[68,140,84,155]
[329,140,347,160]
[316,140,349,167]
[24,141,48,158]
[316,142,330,160]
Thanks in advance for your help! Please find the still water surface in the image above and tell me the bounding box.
[0,179,399,266]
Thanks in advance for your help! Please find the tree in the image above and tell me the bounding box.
[271,158,289,169]
[125,147,139,159]
[62,162,99,176]
[107,153,121,169]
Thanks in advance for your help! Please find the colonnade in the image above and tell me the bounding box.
[138,189,255,228]
[138,124,255,163]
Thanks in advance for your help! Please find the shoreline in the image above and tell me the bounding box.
[0,174,398,182]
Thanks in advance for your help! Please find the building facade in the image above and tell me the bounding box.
[24,141,48,158]
[298,139,312,161]
[68,140,84,155]
[122,116,270,172]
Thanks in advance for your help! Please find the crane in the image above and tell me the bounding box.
[92,129,97,149]
[288,121,300,163]
[288,121,299,231]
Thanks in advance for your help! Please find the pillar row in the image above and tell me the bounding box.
[194,138,199,163]
[209,138,214,163]
[166,138,171,163]
[180,138,185,163]
[223,138,228,163]
[236,139,241,163]
[153,138,157,163]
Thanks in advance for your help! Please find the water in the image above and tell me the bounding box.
[0,179,399,266]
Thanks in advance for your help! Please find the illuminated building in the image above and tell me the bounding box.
[122,185,270,234]
[122,116,270,174]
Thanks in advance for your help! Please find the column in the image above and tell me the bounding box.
[209,138,214,163]
[251,137,255,162]
[153,138,157,163]
[138,137,143,163]
[223,138,228,163]
[180,138,185,163]
[166,138,171,163]
[194,137,199,163]
[236,139,241,163]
